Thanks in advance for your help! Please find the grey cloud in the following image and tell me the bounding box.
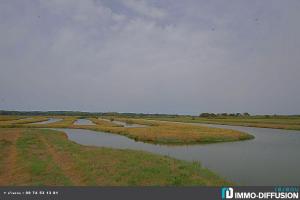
[0,0,300,114]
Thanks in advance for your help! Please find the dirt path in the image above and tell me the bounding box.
[0,129,22,185]
[39,135,87,186]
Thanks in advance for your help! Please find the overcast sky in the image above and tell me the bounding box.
[1,0,300,115]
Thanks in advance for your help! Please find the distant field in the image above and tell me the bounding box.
[139,116,300,131]
[0,116,27,121]
[0,128,231,186]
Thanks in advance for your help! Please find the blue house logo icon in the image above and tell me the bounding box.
[221,187,234,199]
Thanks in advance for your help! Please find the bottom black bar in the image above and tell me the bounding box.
[0,186,299,200]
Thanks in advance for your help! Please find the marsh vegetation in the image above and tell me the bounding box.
[0,114,255,186]
[0,128,230,186]
[0,116,253,145]
[0,114,299,185]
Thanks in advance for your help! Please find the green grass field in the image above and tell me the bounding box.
[138,116,300,131]
[0,128,231,186]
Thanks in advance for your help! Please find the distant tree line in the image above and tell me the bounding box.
[0,110,184,118]
[199,112,251,118]
[1,110,298,118]
[101,112,183,118]
[0,110,101,117]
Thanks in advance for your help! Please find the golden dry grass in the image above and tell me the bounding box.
[92,117,254,144]
[0,116,48,126]
[0,116,27,121]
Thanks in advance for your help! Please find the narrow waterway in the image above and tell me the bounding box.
[31,118,62,124]
[111,120,147,128]
[99,118,147,127]
[73,119,95,125]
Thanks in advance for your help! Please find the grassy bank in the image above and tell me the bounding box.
[135,116,300,131]
[0,116,254,145]
[0,116,49,126]
[97,117,254,144]
[0,128,231,186]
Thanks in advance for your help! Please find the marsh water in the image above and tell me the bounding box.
[73,119,95,125]
[111,120,147,128]
[31,118,62,124]
[100,118,147,127]
[55,124,300,185]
